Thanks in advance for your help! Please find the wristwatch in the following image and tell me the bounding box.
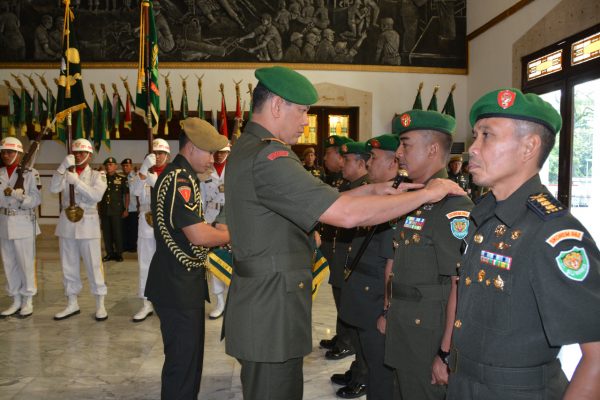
[437,348,450,365]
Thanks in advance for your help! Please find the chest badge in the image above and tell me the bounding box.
[493,241,511,250]
[510,230,522,240]
[412,233,421,243]
[493,275,504,291]
[474,233,484,244]
[450,218,469,240]
[555,246,590,281]
[481,250,512,270]
[404,216,425,231]
[495,224,507,237]
[477,269,486,282]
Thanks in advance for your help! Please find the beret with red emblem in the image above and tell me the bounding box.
[324,135,354,148]
[394,109,456,136]
[366,134,399,152]
[255,66,318,105]
[339,141,369,156]
[469,88,561,134]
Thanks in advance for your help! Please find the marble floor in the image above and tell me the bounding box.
[0,227,353,400]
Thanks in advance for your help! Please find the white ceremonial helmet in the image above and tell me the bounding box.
[152,138,170,154]
[72,138,94,153]
[0,137,24,153]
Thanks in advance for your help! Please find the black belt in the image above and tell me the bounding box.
[450,351,562,389]
[234,252,310,278]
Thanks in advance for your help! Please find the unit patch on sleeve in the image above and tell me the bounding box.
[178,186,192,203]
[545,229,584,247]
[267,150,289,160]
[555,246,589,281]
[450,218,469,240]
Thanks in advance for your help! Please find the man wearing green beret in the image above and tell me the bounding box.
[99,157,129,262]
[144,117,231,400]
[383,109,473,400]
[447,88,600,399]
[336,134,400,400]
[319,134,353,351]
[224,66,465,400]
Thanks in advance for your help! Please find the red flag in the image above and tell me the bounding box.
[219,84,228,138]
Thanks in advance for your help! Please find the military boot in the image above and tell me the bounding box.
[19,296,33,318]
[209,292,225,320]
[132,299,154,322]
[54,295,80,320]
[0,294,21,318]
[95,295,108,321]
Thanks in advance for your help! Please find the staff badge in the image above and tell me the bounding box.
[555,246,590,281]
[495,224,507,237]
[477,269,486,282]
[450,218,469,240]
[511,230,522,240]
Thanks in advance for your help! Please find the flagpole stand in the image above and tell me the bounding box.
[65,111,84,223]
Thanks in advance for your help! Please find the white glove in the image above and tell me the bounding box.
[58,154,75,174]
[10,188,25,202]
[65,171,79,185]
[139,154,156,175]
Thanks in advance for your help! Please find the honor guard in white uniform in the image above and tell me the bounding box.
[50,138,108,321]
[199,143,230,319]
[130,138,170,322]
[0,138,41,318]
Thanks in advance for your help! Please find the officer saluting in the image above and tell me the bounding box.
[144,117,230,399]
[99,157,128,262]
[0,137,41,318]
[50,138,108,321]
[448,89,600,399]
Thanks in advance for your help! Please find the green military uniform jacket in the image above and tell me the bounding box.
[448,171,470,193]
[145,154,209,308]
[385,169,473,372]
[339,222,395,329]
[99,172,128,216]
[451,175,600,371]
[329,174,370,289]
[224,122,340,363]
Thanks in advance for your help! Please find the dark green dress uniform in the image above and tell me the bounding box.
[385,169,473,400]
[304,164,325,181]
[99,169,128,260]
[448,170,470,193]
[340,220,396,400]
[224,121,340,400]
[447,175,600,400]
[145,154,209,400]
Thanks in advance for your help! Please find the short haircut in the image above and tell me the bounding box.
[513,119,555,168]
[420,130,453,163]
[251,83,276,113]
[179,130,191,150]
[346,152,370,164]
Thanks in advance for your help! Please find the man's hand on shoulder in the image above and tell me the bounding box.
[424,179,466,203]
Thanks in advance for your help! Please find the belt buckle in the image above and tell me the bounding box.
[449,347,458,373]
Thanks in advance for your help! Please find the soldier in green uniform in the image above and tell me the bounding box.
[338,134,401,400]
[99,157,129,262]
[447,88,600,399]
[319,134,353,351]
[224,65,465,400]
[144,117,230,400]
[382,110,474,400]
[302,147,325,180]
[447,155,470,194]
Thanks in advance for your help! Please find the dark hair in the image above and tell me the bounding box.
[251,83,276,113]
[513,119,555,168]
[179,130,191,149]
[421,130,453,162]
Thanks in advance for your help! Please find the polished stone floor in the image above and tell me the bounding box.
[0,227,352,400]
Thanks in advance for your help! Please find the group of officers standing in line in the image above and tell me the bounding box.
[0,65,599,400]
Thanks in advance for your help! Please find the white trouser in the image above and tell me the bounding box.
[59,237,107,296]
[137,236,156,298]
[1,237,37,297]
[211,273,226,295]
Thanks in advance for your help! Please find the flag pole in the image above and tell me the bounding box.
[143,2,153,155]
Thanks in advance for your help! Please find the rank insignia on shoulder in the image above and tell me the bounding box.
[178,186,192,203]
[546,229,584,247]
[450,218,469,240]
[267,150,289,160]
[527,192,566,220]
[555,246,589,281]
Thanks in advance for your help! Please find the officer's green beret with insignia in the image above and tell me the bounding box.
[180,117,229,152]
[324,135,354,148]
[121,158,132,165]
[470,88,562,134]
[103,157,117,165]
[255,66,318,105]
[366,134,399,152]
[395,109,456,136]
[340,141,369,156]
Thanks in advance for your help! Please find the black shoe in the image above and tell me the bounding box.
[336,383,367,398]
[331,370,352,385]
[102,255,114,262]
[114,255,123,262]
[326,347,355,360]
[320,335,337,349]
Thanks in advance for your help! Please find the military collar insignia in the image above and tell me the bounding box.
[555,246,589,281]
[527,192,566,220]
[546,229,583,247]
[481,250,512,270]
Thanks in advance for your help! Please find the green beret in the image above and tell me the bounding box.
[366,134,399,152]
[180,117,229,152]
[469,88,561,134]
[121,158,132,165]
[103,157,117,165]
[395,109,456,136]
[324,135,354,148]
[255,66,318,105]
[340,141,369,156]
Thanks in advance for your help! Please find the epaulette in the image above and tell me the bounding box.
[261,137,287,146]
[527,192,567,220]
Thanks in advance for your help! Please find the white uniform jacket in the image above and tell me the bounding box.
[199,166,225,224]
[0,167,42,240]
[130,172,157,239]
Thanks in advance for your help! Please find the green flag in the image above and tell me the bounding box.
[55,0,87,124]
[427,86,439,112]
[75,108,85,139]
[180,78,189,119]
[101,87,112,150]
[441,84,456,118]
[135,0,160,133]
[112,85,123,139]
[247,83,253,122]
[17,85,31,136]
[412,82,423,110]
[197,76,204,120]
[3,81,19,137]
[90,89,102,150]
[164,78,173,135]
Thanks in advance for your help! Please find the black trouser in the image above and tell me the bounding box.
[347,325,368,386]
[155,306,205,400]
[357,326,394,400]
[101,213,123,256]
[239,357,303,400]
[332,286,354,351]
[122,211,138,251]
